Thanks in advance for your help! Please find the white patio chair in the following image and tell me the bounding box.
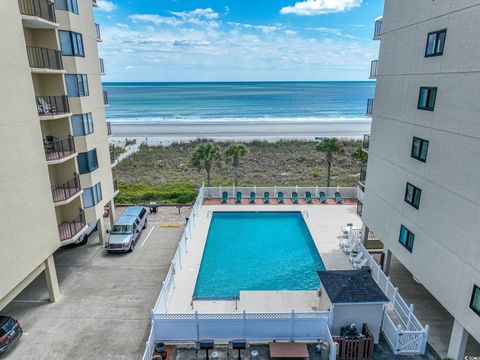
[353,258,369,269]
[349,251,364,264]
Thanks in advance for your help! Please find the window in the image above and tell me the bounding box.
[425,29,447,57]
[83,182,102,208]
[411,137,429,162]
[66,74,89,97]
[59,31,84,57]
[418,87,437,111]
[72,113,94,136]
[399,225,415,253]
[77,149,98,174]
[55,0,78,14]
[405,183,422,209]
[470,285,480,316]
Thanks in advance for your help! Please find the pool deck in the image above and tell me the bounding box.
[166,204,361,314]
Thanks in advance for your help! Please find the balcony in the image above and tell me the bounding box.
[103,91,109,106]
[44,135,76,163]
[58,209,86,242]
[366,99,374,117]
[107,121,112,135]
[52,173,81,205]
[359,166,367,185]
[27,46,64,73]
[99,58,105,74]
[95,23,102,41]
[18,0,58,28]
[36,95,70,118]
[363,134,370,152]
[369,60,378,79]
[92,0,98,6]
[113,179,119,195]
[373,17,383,40]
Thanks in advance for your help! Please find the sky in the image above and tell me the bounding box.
[95,0,384,82]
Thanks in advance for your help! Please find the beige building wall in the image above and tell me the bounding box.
[363,1,480,358]
[0,0,115,310]
[0,0,61,310]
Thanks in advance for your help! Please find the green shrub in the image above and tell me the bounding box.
[115,182,198,205]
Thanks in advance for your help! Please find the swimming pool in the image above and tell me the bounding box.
[193,212,325,299]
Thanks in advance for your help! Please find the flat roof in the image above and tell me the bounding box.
[317,269,389,304]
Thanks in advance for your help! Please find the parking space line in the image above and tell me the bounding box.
[141,226,155,248]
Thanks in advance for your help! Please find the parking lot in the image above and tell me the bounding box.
[1,209,186,360]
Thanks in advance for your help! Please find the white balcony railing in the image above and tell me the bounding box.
[370,60,378,78]
[374,17,383,39]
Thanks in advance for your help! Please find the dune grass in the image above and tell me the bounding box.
[113,139,364,204]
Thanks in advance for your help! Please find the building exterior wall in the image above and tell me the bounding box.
[331,303,384,344]
[0,0,114,310]
[0,0,61,309]
[363,0,480,343]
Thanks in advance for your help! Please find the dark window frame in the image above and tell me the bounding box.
[59,31,84,57]
[77,149,98,174]
[418,87,437,111]
[405,182,422,209]
[425,29,447,57]
[411,137,429,163]
[470,285,480,316]
[72,113,94,137]
[399,225,415,253]
[66,74,89,97]
[55,0,79,14]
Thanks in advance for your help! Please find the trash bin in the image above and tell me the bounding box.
[210,351,219,359]
[251,350,259,360]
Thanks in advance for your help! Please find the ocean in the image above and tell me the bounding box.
[103,81,375,124]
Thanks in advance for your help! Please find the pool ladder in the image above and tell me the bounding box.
[302,210,309,218]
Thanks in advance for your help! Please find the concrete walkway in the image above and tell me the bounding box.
[2,216,184,360]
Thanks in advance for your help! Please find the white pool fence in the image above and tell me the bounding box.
[143,185,340,360]
[347,229,430,355]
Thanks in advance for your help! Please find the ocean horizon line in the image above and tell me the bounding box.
[103,80,376,85]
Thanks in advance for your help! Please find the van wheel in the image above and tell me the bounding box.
[143,220,148,229]
[128,241,135,253]
[79,235,88,246]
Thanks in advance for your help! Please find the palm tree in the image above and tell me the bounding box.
[191,142,221,187]
[225,144,249,186]
[316,138,344,188]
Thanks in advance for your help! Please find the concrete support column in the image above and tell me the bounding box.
[44,255,60,303]
[362,225,370,246]
[447,319,469,360]
[97,218,106,246]
[383,248,392,276]
[108,198,117,226]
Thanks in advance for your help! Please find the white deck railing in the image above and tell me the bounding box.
[205,186,359,200]
[347,229,429,355]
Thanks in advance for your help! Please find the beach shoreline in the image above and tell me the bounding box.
[110,118,372,144]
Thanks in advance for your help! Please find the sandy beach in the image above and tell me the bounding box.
[110,118,372,143]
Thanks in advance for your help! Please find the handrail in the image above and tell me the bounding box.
[36,95,70,116]
[95,23,101,40]
[27,46,63,70]
[366,99,374,116]
[44,135,75,161]
[370,60,379,78]
[51,173,81,203]
[58,209,85,241]
[374,17,383,38]
[18,0,56,23]
[363,134,370,150]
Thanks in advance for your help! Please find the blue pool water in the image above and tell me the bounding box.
[193,212,325,299]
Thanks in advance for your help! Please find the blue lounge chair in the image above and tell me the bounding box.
[291,192,299,204]
[221,191,228,204]
[319,191,327,204]
[236,192,242,204]
[305,191,313,204]
[278,192,285,204]
[250,192,256,204]
[335,192,343,204]
[263,192,270,204]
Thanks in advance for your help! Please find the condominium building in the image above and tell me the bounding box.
[0,0,116,310]
[362,1,480,359]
